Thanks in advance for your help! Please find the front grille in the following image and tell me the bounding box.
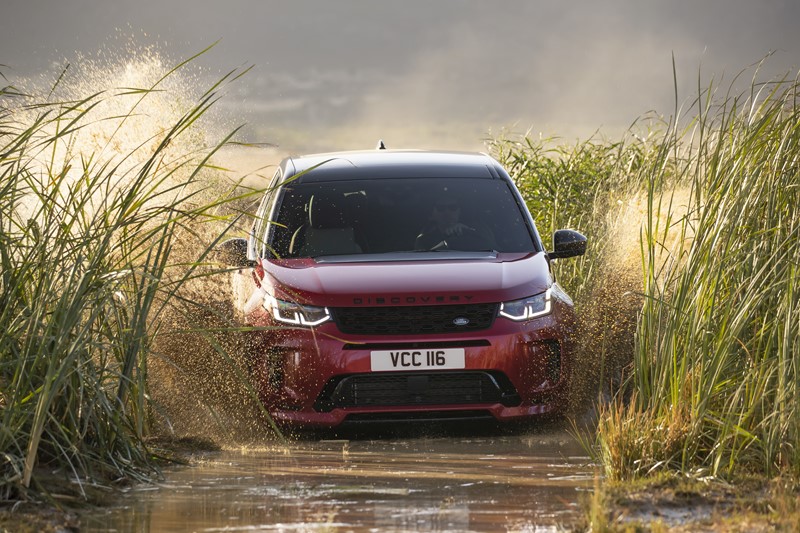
[314,371,520,411]
[330,303,499,335]
[342,340,491,351]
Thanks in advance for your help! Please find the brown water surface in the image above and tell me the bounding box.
[81,424,594,532]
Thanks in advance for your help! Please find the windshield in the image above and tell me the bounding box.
[265,178,537,258]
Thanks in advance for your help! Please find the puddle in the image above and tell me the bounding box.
[81,426,595,531]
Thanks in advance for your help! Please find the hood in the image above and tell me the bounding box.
[261,253,552,307]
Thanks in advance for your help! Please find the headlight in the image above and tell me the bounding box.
[264,295,331,326]
[499,289,552,321]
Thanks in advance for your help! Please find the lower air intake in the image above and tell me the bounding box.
[314,371,520,411]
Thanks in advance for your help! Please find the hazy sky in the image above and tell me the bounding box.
[2,0,799,152]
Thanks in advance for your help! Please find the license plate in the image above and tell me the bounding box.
[370,348,465,372]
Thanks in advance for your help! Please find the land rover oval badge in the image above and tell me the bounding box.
[453,317,470,326]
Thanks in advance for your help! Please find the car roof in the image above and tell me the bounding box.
[280,149,508,183]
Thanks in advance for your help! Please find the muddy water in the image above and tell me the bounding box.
[82,424,594,532]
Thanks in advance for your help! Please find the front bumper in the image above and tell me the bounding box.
[246,304,574,428]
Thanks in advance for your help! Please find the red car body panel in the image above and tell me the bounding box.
[231,150,583,428]
[241,253,575,427]
[263,253,550,307]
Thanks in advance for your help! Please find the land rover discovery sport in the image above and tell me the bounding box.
[220,149,586,428]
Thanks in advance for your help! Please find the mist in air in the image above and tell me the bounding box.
[2,0,799,155]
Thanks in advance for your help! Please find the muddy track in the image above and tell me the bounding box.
[81,424,594,531]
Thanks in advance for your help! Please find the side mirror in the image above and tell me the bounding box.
[215,237,256,268]
[548,229,587,259]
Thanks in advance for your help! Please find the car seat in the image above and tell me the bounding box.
[289,193,363,257]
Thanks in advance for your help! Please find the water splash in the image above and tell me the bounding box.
[3,47,274,444]
[570,184,694,411]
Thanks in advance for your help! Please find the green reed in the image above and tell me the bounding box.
[489,132,655,407]
[620,73,800,480]
[489,134,649,301]
[0,53,261,500]
[578,71,800,481]
[492,69,800,481]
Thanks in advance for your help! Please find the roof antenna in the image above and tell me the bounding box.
[376,139,387,150]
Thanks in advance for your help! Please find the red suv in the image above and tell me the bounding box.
[220,149,586,428]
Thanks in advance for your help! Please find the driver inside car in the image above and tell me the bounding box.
[415,197,495,251]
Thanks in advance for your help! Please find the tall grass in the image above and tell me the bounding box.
[0,52,256,500]
[618,72,800,480]
[489,132,655,406]
[493,68,800,481]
